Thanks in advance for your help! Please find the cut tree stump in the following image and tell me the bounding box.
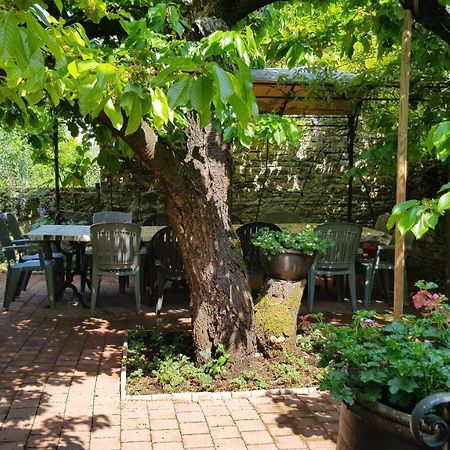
[254,278,305,357]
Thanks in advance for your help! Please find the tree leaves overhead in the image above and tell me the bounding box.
[0,3,260,139]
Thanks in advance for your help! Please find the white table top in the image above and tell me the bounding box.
[27,225,163,243]
[27,223,391,245]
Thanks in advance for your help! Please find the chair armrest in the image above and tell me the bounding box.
[2,243,39,251]
[12,238,30,245]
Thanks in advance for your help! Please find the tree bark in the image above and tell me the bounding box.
[254,278,305,357]
[119,115,257,362]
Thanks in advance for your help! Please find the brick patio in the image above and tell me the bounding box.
[0,271,345,449]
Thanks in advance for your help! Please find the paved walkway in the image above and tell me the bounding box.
[0,272,339,449]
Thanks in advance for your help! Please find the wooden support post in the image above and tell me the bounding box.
[52,111,61,224]
[394,9,412,320]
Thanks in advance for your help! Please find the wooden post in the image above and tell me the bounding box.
[52,111,61,224]
[394,9,412,319]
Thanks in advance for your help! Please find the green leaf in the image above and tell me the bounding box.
[0,11,27,69]
[210,64,233,103]
[438,182,450,193]
[198,108,212,129]
[104,98,123,130]
[169,5,185,37]
[124,94,142,135]
[228,93,250,127]
[96,63,116,89]
[78,78,104,116]
[167,78,191,108]
[391,200,420,215]
[67,61,78,79]
[189,76,213,116]
[54,0,63,13]
[437,191,450,211]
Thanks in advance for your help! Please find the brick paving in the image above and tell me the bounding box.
[0,271,341,449]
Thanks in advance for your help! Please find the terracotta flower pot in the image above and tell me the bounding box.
[261,249,316,281]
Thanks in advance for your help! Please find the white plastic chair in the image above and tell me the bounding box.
[89,223,142,313]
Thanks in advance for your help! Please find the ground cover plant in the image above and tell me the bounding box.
[124,325,321,395]
[306,282,450,413]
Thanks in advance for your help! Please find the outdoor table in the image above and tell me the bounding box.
[27,225,164,307]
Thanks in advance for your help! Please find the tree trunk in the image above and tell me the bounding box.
[120,115,257,362]
[254,278,305,357]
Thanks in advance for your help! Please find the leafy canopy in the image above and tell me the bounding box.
[0,1,260,142]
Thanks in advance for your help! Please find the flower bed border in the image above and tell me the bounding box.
[120,337,319,401]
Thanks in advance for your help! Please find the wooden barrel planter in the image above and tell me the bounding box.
[337,400,427,450]
[261,249,315,281]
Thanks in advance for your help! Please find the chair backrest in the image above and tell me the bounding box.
[236,222,282,274]
[142,212,169,226]
[0,218,15,262]
[5,213,24,240]
[90,223,141,272]
[374,213,390,233]
[148,226,185,278]
[93,211,132,224]
[314,223,362,270]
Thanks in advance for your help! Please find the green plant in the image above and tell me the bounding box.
[201,343,230,377]
[231,371,268,390]
[308,291,450,413]
[125,328,229,392]
[251,226,334,257]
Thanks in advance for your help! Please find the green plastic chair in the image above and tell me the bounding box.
[362,233,414,306]
[5,212,28,242]
[147,226,186,315]
[142,212,169,226]
[236,222,282,275]
[2,243,57,310]
[89,223,142,313]
[307,222,362,312]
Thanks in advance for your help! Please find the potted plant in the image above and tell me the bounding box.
[251,226,333,281]
[304,281,450,450]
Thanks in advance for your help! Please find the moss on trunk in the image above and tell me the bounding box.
[254,278,305,357]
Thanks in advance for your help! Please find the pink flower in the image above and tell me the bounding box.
[412,290,441,310]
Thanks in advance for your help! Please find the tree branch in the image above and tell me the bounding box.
[403,0,450,45]
[188,0,288,28]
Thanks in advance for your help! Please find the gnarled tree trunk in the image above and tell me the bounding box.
[120,114,256,362]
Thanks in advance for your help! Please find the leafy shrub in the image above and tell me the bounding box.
[308,303,450,413]
[251,226,334,257]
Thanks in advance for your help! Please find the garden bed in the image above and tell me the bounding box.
[122,326,321,397]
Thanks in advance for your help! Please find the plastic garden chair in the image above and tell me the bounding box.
[307,222,362,312]
[236,222,282,275]
[142,212,169,226]
[2,243,57,310]
[92,211,132,224]
[83,211,133,292]
[362,233,414,306]
[5,212,28,242]
[89,223,142,313]
[147,226,186,315]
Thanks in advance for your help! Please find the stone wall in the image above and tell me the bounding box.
[232,117,396,225]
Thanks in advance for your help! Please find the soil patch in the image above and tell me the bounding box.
[124,327,321,395]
